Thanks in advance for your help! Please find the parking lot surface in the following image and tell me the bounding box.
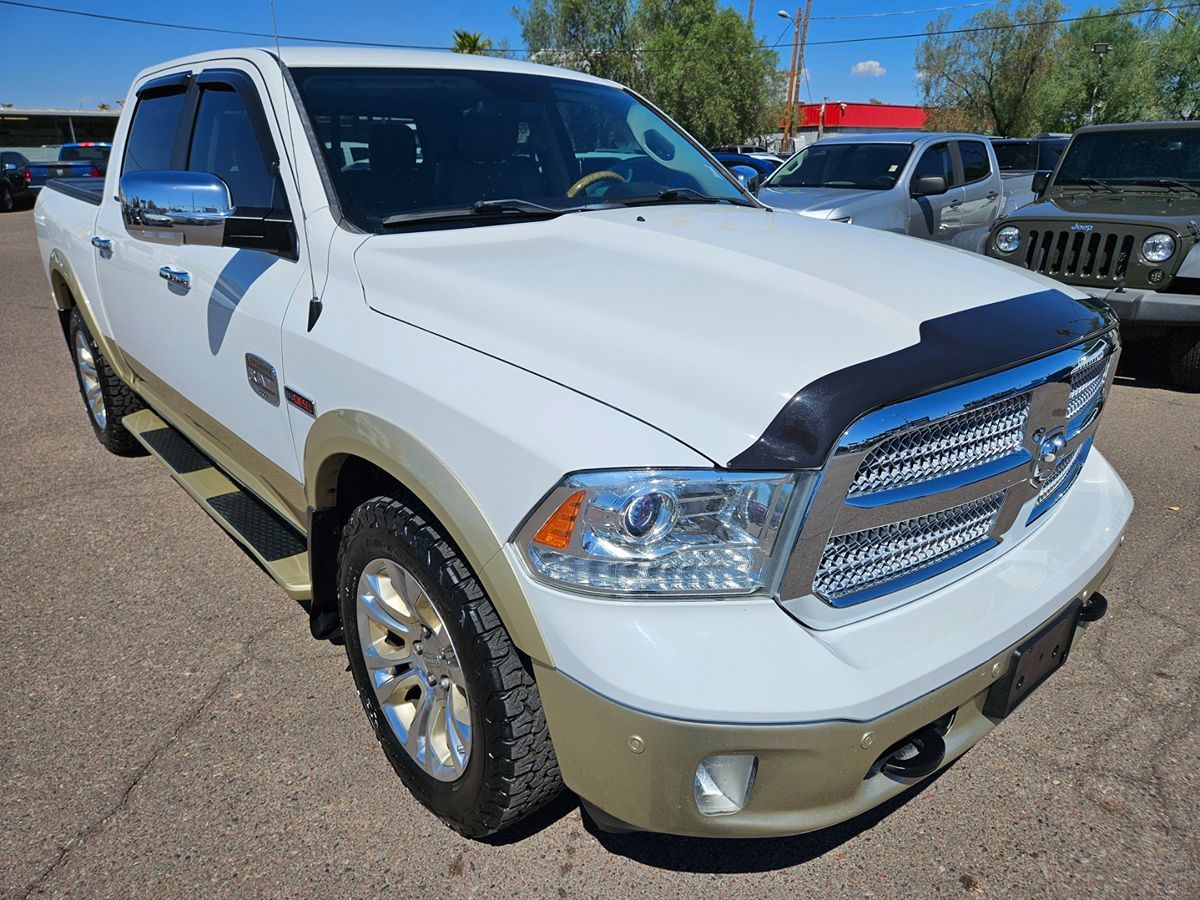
[2,207,1199,898]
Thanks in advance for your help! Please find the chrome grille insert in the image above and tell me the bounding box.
[1067,339,1113,423]
[849,394,1030,498]
[813,491,1007,604]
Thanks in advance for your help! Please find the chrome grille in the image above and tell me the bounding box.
[813,491,1006,603]
[1035,445,1082,507]
[849,394,1030,498]
[1067,339,1113,422]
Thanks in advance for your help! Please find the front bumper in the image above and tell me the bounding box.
[537,565,1116,838]
[509,450,1132,836]
[1082,286,1200,325]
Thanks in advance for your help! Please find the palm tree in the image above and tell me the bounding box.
[451,30,493,55]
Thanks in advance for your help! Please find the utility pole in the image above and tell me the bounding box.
[1089,41,1110,124]
[748,0,755,27]
[777,2,813,155]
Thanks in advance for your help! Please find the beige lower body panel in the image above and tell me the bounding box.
[537,551,1119,838]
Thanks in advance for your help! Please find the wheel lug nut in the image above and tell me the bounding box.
[440,676,450,690]
[413,642,422,655]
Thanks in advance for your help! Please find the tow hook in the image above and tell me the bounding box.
[880,726,946,780]
[1079,591,1108,623]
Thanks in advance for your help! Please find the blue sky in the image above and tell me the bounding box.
[0,0,1061,109]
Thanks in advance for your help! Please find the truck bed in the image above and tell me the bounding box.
[44,177,105,206]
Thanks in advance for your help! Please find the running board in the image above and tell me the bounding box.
[124,409,311,600]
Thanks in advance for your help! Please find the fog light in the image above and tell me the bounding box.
[694,754,758,816]
[1148,268,1165,284]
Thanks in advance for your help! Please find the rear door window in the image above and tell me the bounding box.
[122,89,186,174]
[958,141,991,184]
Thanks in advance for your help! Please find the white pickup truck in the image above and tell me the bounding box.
[35,48,1132,839]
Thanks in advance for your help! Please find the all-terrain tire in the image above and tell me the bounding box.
[338,493,563,838]
[68,307,146,455]
[1168,328,1200,392]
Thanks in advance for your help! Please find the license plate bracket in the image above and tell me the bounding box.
[984,600,1081,719]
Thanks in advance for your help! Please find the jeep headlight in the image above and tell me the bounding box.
[995,226,1021,254]
[1142,233,1175,263]
[517,469,814,596]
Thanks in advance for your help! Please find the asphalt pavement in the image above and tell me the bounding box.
[2,206,1198,898]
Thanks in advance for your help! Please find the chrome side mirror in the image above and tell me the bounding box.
[728,164,761,195]
[119,171,233,246]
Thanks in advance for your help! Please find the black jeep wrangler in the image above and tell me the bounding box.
[986,121,1200,389]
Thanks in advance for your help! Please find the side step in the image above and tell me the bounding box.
[124,409,311,600]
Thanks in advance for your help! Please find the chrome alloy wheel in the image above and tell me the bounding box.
[74,329,107,430]
[355,557,473,782]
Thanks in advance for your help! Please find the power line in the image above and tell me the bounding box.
[0,0,1193,53]
[810,2,994,21]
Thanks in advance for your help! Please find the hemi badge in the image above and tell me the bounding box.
[285,387,316,417]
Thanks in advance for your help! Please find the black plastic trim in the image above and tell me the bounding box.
[44,177,103,206]
[136,71,191,98]
[728,290,1118,470]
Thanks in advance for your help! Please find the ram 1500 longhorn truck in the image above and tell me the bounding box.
[35,48,1132,839]
[985,121,1200,390]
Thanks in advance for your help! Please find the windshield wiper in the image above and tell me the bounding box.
[619,187,751,207]
[381,198,618,227]
[1074,177,1120,194]
[1149,178,1200,197]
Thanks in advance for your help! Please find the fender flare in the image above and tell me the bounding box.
[304,408,553,664]
[47,249,136,384]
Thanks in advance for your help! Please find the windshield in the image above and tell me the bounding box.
[764,142,912,191]
[290,67,748,230]
[1056,128,1200,186]
[992,142,1037,171]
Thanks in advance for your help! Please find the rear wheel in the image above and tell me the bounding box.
[338,494,562,837]
[1,183,14,213]
[68,308,146,455]
[1168,327,1200,392]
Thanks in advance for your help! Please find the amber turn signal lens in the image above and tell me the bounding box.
[532,489,586,550]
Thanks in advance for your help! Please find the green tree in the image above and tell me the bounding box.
[634,0,779,145]
[515,0,639,85]
[1152,13,1200,119]
[451,30,494,55]
[916,0,1065,135]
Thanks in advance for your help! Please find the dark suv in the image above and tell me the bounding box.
[1,150,34,212]
[985,122,1200,389]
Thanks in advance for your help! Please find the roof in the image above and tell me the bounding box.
[1074,119,1199,134]
[137,46,614,88]
[0,107,120,118]
[811,131,989,145]
[797,101,928,130]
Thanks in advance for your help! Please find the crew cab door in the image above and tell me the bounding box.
[954,139,1003,239]
[92,74,189,391]
[906,141,963,242]
[158,64,308,502]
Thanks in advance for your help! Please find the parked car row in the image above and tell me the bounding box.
[0,143,111,212]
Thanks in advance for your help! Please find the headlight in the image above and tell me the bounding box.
[1142,233,1175,263]
[517,469,814,596]
[995,226,1021,253]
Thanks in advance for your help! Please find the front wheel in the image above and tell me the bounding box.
[1,183,14,213]
[338,494,562,837]
[1168,328,1200,392]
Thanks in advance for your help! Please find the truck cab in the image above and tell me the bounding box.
[756,132,1006,250]
[985,121,1200,389]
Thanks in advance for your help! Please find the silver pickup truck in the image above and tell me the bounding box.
[757,132,1036,251]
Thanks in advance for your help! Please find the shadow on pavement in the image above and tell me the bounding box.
[578,766,953,874]
[1114,338,1176,390]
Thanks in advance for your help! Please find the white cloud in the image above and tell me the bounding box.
[851,60,887,79]
[914,69,928,83]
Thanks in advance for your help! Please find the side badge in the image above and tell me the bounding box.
[245,354,280,406]
[285,387,316,417]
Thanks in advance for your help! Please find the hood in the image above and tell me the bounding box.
[755,185,877,219]
[1012,190,1200,229]
[355,205,1077,465]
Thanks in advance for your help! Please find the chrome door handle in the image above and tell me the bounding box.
[158,267,191,288]
[90,235,112,253]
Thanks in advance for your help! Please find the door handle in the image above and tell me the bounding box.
[90,235,112,253]
[158,266,191,288]
[948,198,963,209]
[986,191,999,200]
